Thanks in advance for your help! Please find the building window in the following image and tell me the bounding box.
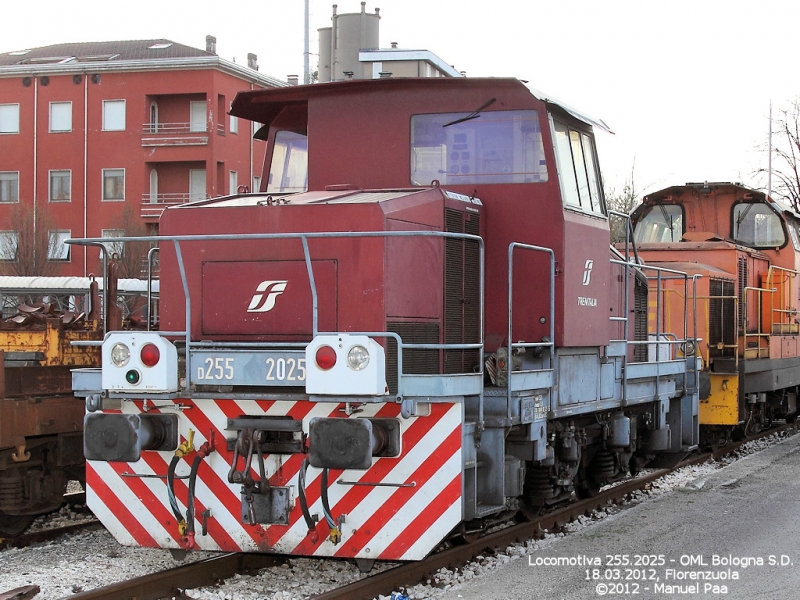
[48,230,71,261]
[229,170,238,194]
[190,101,206,132]
[230,102,238,134]
[50,102,72,132]
[0,172,20,203]
[0,231,18,261]
[49,170,71,202]
[189,169,206,200]
[0,104,20,134]
[103,100,126,131]
[253,176,261,193]
[102,229,125,257]
[103,169,125,201]
[149,102,158,133]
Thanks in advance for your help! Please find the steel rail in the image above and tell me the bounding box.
[63,553,283,600]
[54,424,796,600]
[312,423,798,600]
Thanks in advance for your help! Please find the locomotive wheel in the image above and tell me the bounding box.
[574,478,601,500]
[0,511,34,537]
[451,521,485,545]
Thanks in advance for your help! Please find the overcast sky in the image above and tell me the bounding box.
[2,0,797,198]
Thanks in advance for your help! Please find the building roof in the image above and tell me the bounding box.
[358,48,462,77]
[0,39,287,87]
[0,39,211,66]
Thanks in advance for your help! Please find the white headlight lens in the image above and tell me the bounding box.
[110,343,131,367]
[347,345,370,371]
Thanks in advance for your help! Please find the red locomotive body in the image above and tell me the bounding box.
[75,78,699,561]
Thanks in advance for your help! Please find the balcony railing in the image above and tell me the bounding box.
[141,122,208,147]
[140,193,206,218]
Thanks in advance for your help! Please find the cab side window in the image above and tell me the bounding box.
[552,120,604,215]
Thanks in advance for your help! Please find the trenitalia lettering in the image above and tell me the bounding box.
[577,296,597,307]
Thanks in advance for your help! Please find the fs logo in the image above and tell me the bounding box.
[582,260,594,286]
[247,280,288,313]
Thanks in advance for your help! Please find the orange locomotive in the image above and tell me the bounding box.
[630,182,800,444]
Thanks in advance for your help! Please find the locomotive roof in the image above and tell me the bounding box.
[230,77,611,134]
[167,187,478,209]
[641,181,800,220]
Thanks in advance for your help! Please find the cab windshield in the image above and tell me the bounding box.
[633,204,683,243]
[732,203,786,248]
[267,130,308,193]
[410,109,548,186]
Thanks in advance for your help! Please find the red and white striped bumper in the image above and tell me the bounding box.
[87,399,462,561]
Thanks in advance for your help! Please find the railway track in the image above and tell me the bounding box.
[0,492,98,551]
[50,423,797,600]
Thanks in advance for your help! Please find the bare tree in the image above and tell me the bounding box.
[759,98,800,211]
[606,163,641,243]
[101,204,154,325]
[0,204,61,276]
[105,203,152,280]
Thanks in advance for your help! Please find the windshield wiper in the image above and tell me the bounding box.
[443,98,497,128]
[658,205,676,241]
[734,203,754,238]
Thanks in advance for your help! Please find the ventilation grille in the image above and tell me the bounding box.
[444,208,481,374]
[386,322,440,394]
[634,271,648,362]
[738,256,748,333]
[709,278,736,358]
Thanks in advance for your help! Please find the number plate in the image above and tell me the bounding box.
[190,350,306,387]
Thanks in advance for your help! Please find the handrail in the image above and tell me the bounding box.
[146,247,159,331]
[660,289,739,369]
[743,285,775,358]
[141,193,195,205]
[764,265,800,334]
[67,230,485,401]
[141,122,207,134]
[610,258,699,401]
[608,209,641,266]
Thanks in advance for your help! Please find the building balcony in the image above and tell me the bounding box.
[141,123,209,147]
[140,193,204,218]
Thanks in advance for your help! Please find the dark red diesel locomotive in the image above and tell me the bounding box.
[74,77,699,562]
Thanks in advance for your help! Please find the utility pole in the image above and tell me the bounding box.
[768,101,772,199]
[304,0,310,84]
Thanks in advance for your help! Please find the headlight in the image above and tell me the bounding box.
[111,343,131,367]
[347,345,370,371]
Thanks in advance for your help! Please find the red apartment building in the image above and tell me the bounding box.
[0,37,284,277]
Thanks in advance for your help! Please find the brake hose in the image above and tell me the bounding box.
[166,429,195,537]
[297,458,317,532]
[321,468,341,545]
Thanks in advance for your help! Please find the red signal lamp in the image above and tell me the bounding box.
[140,343,161,367]
[315,345,337,370]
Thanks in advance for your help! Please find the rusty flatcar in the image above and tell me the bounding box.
[0,291,101,536]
